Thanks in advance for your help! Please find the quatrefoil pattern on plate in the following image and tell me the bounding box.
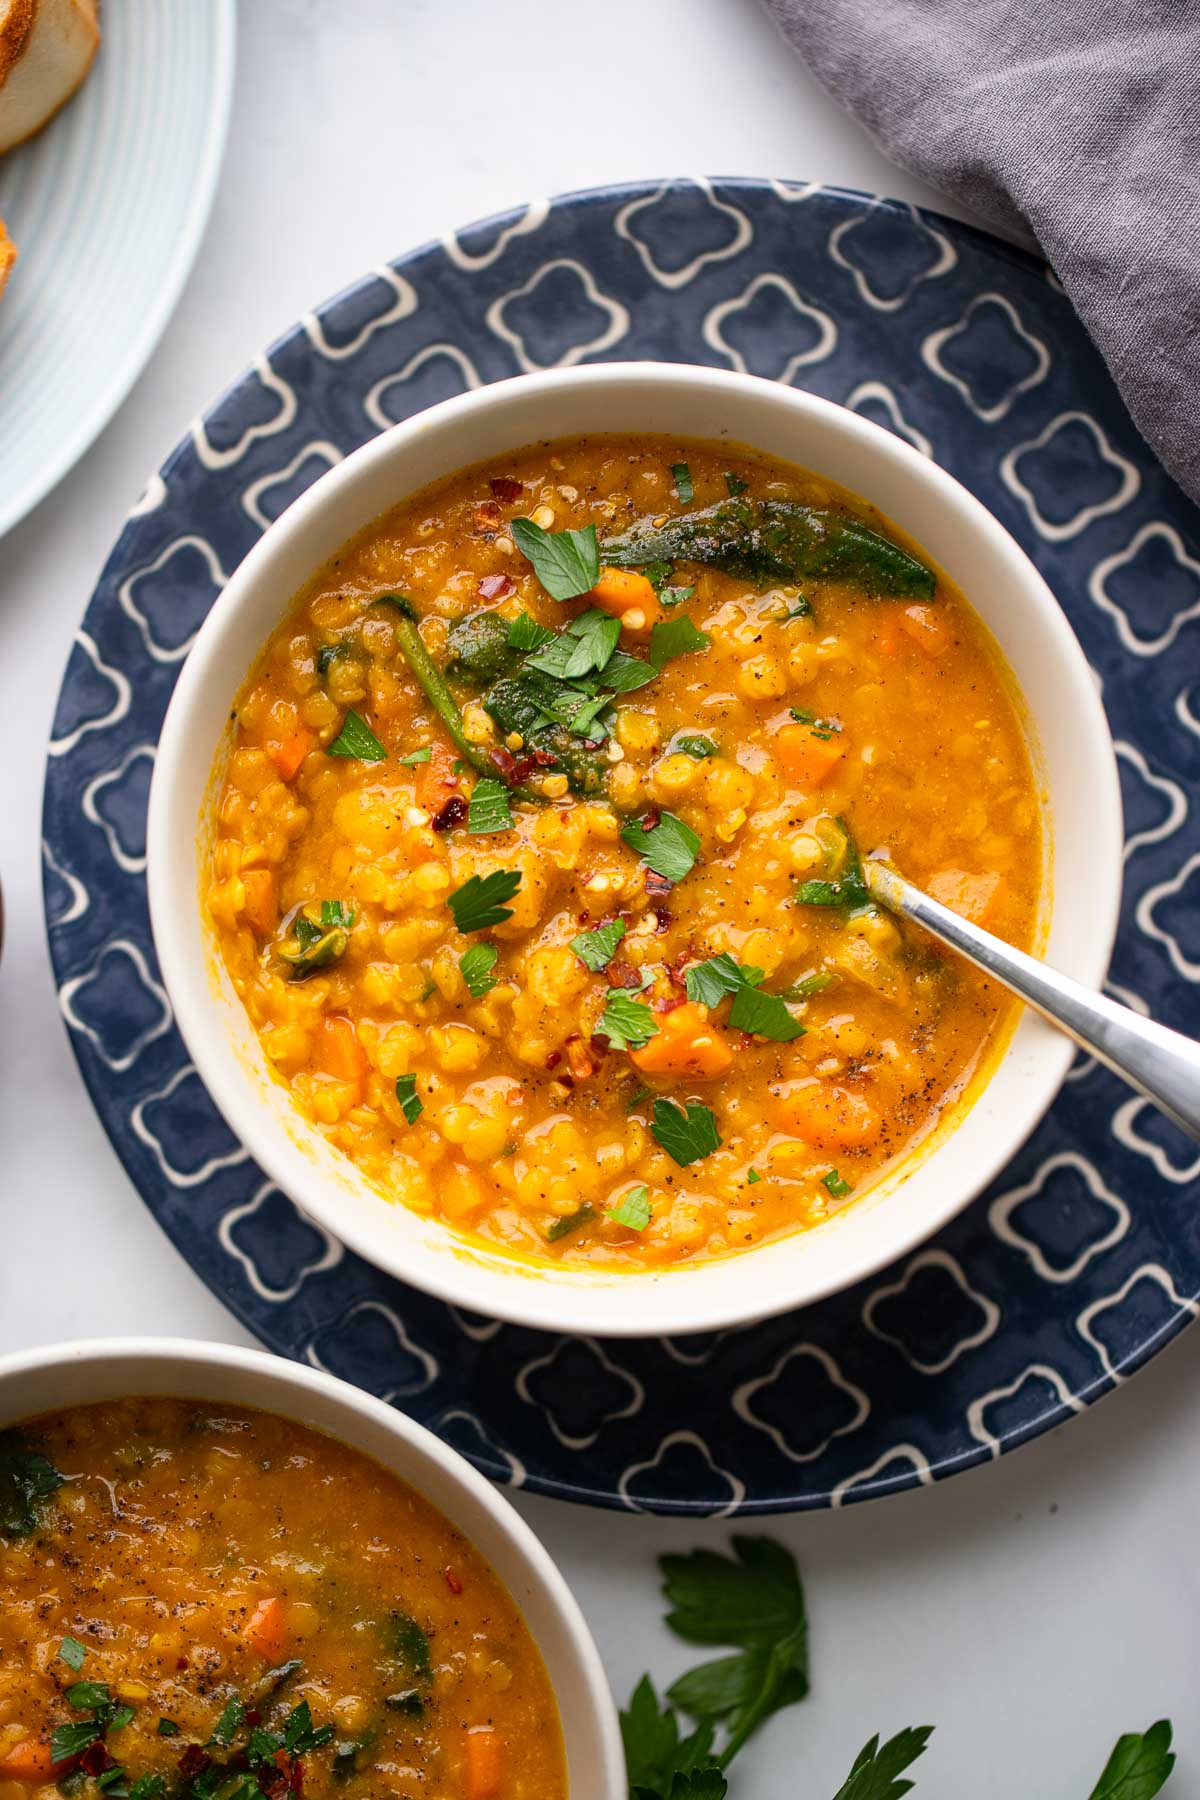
[43,179,1200,1514]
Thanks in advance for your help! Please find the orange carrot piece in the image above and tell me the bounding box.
[927,868,1004,927]
[777,1082,879,1150]
[240,869,278,937]
[630,1002,733,1079]
[899,604,949,655]
[589,567,664,632]
[318,1016,367,1085]
[773,720,847,788]
[269,729,315,781]
[465,1728,503,1800]
[245,1595,288,1661]
[874,608,905,658]
[0,1740,59,1781]
[417,739,460,812]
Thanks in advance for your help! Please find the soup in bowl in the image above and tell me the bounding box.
[147,364,1121,1335]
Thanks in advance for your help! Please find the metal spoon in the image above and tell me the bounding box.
[863,860,1200,1143]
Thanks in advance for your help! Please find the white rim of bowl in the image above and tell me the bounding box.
[0,1334,626,1800]
[148,362,1123,1337]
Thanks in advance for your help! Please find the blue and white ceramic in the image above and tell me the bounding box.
[0,0,235,538]
[43,179,1200,1513]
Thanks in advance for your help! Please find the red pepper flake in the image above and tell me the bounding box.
[260,1769,287,1800]
[178,1748,211,1782]
[490,477,524,504]
[474,501,502,534]
[566,1037,598,1081]
[289,1759,305,1796]
[665,953,690,989]
[641,806,661,832]
[656,995,688,1015]
[588,1034,611,1060]
[244,1709,262,1728]
[488,744,517,782]
[654,909,674,934]
[80,1745,114,1778]
[176,1657,188,1671]
[445,1566,463,1595]
[544,1050,562,1071]
[478,572,515,601]
[645,870,674,898]
[432,795,467,832]
[608,961,642,990]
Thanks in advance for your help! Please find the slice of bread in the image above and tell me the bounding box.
[0,215,15,298]
[0,0,99,156]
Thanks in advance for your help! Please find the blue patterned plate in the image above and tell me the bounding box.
[42,180,1200,1514]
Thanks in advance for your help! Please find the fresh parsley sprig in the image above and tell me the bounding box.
[447,868,522,933]
[511,517,601,600]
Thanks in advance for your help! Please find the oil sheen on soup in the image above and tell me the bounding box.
[0,1400,565,1800]
[205,434,1042,1268]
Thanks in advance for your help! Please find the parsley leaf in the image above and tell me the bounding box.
[776,969,833,1000]
[395,1075,423,1126]
[60,1637,87,1672]
[662,1538,808,1764]
[210,1696,245,1746]
[0,1432,64,1537]
[51,1721,103,1763]
[672,462,694,504]
[823,1168,853,1198]
[659,585,696,608]
[598,979,658,1052]
[327,709,387,761]
[526,608,620,680]
[650,616,711,669]
[724,472,747,497]
[684,954,753,1008]
[610,1185,652,1230]
[621,811,701,883]
[796,819,870,913]
[621,1674,718,1800]
[547,1202,595,1242]
[598,651,658,693]
[399,746,432,766]
[746,1168,761,1184]
[65,1681,111,1709]
[727,981,805,1042]
[831,1726,933,1800]
[460,943,499,998]
[511,517,600,600]
[447,868,521,933]
[467,776,514,835]
[507,611,556,651]
[1088,1722,1176,1800]
[570,917,627,972]
[316,642,348,679]
[651,1099,721,1167]
[676,735,718,759]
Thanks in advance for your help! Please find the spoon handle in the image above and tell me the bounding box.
[864,861,1200,1143]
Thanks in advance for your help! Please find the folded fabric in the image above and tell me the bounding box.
[761,0,1200,506]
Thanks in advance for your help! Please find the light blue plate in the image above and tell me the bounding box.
[42,179,1200,1513]
[0,0,235,539]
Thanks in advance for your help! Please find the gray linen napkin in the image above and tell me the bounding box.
[761,0,1200,505]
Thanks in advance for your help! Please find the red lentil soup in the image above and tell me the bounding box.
[0,1400,566,1800]
[205,434,1042,1269]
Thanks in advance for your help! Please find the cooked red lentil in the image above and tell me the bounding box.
[205,434,1042,1268]
[0,1399,565,1800]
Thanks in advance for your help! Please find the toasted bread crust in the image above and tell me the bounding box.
[0,0,99,153]
[0,216,16,301]
[0,1,36,86]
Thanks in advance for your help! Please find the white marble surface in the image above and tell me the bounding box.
[2,2,1198,1793]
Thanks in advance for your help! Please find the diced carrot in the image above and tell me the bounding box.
[318,1016,367,1085]
[588,567,664,633]
[773,720,847,789]
[464,1728,503,1800]
[777,1082,879,1150]
[417,738,460,812]
[240,868,278,937]
[875,608,904,658]
[899,604,949,655]
[630,1002,734,1079]
[268,729,315,781]
[245,1595,288,1661]
[927,868,1004,927]
[0,1740,59,1781]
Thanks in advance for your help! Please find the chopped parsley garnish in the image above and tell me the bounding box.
[685,953,753,1008]
[651,1098,721,1167]
[510,517,600,600]
[675,734,718,759]
[526,607,620,680]
[547,1202,595,1242]
[790,706,841,736]
[658,584,695,608]
[621,810,701,883]
[395,1074,423,1126]
[278,902,354,981]
[746,1168,761,1185]
[0,1432,64,1537]
[156,1719,179,1737]
[326,709,387,762]
[316,642,348,678]
[684,954,804,1041]
[724,471,748,496]
[65,1681,112,1709]
[399,746,432,765]
[597,979,658,1052]
[823,1168,853,1199]
[209,1696,245,1746]
[60,1636,87,1672]
[796,822,870,912]
[467,776,514,834]
[447,868,522,932]
[388,1613,432,1682]
[672,462,694,504]
[776,970,833,1000]
[641,559,675,591]
[51,1721,104,1762]
[625,1084,651,1112]
[570,917,627,972]
[610,1185,652,1230]
[507,611,556,651]
[460,942,499,997]
[649,615,711,668]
